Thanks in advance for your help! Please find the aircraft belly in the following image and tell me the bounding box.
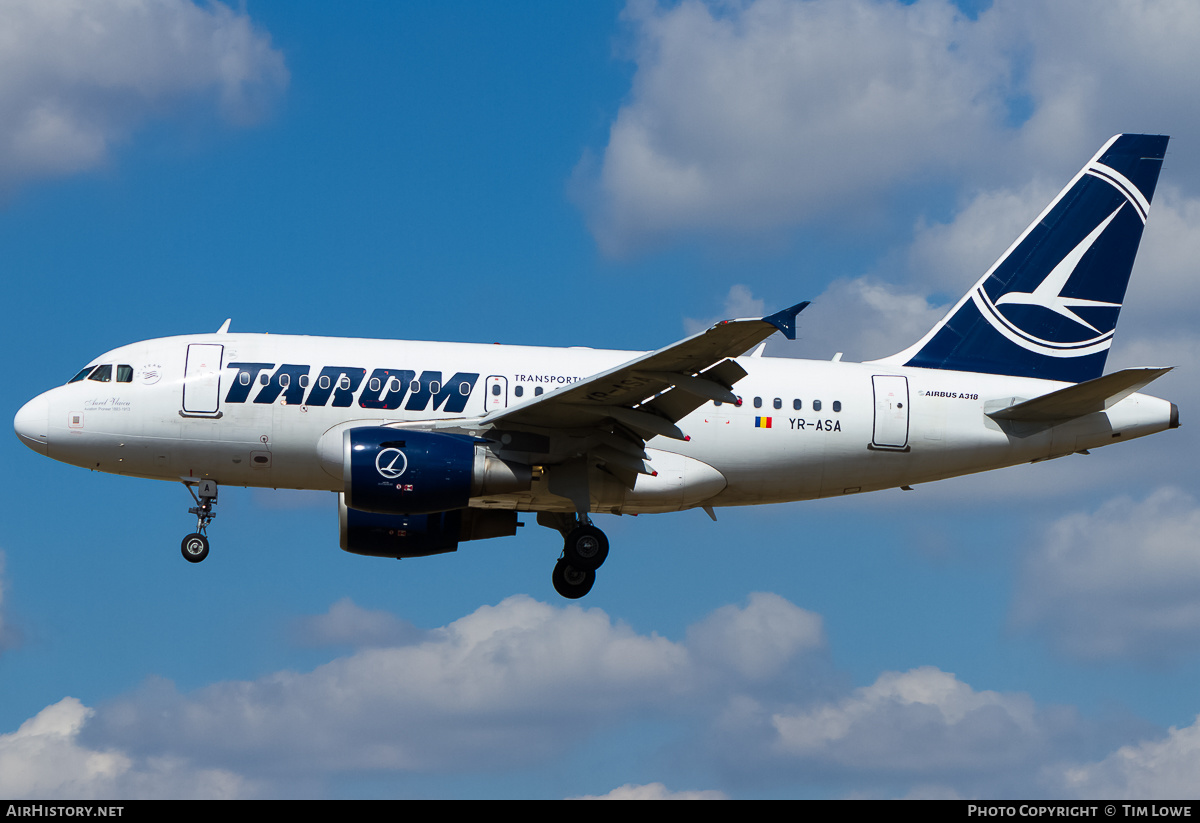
[166,404,273,484]
[691,426,827,506]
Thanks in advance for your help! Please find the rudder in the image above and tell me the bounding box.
[881,134,1169,383]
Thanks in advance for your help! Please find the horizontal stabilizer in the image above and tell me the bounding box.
[986,367,1172,423]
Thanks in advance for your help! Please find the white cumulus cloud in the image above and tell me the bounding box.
[3,592,1197,798]
[580,0,1004,256]
[579,0,1200,258]
[0,0,288,197]
[0,697,252,799]
[291,597,426,649]
[770,667,1045,773]
[1013,487,1200,662]
[92,595,694,776]
[780,276,947,362]
[686,591,825,681]
[683,284,768,335]
[1056,714,1200,799]
[573,781,728,799]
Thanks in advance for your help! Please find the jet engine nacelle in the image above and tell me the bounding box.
[338,494,520,558]
[340,426,531,515]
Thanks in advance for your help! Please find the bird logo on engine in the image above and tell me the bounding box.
[375,448,408,480]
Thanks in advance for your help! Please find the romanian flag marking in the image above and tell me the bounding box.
[755,417,772,428]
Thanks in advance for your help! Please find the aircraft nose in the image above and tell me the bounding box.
[14,393,49,455]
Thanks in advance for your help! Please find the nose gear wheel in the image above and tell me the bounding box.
[180,480,218,563]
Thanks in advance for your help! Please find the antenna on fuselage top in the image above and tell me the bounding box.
[216,319,231,334]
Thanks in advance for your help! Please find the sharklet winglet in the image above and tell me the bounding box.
[763,301,810,341]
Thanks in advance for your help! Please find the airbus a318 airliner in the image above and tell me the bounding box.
[14,135,1180,598]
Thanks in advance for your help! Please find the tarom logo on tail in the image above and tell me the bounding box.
[885,134,1168,383]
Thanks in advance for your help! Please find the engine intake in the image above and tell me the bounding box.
[341,426,531,515]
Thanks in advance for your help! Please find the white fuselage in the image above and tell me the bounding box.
[15,332,1176,516]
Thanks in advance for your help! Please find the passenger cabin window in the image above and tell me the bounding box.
[813,399,822,412]
[773,398,782,410]
[753,397,762,408]
[117,365,133,383]
[68,366,95,384]
[88,364,112,383]
[793,399,802,410]
[833,401,841,412]
[515,385,524,398]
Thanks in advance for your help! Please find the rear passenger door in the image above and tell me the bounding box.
[870,375,909,450]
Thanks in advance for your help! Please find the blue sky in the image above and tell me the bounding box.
[4,0,1200,799]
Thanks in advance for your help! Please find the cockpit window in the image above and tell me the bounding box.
[88,364,112,383]
[117,365,133,383]
[68,366,96,384]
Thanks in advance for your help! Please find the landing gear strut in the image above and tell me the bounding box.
[543,513,609,599]
[181,480,218,563]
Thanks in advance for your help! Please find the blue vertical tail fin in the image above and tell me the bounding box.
[879,134,1169,383]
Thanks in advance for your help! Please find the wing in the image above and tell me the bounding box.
[482,301,808,440]
[410,301,808,507]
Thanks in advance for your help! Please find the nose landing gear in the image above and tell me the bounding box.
[181,480,217,563]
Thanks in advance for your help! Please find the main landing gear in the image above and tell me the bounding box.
[181,480,218,563]
[549,517,610,599]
